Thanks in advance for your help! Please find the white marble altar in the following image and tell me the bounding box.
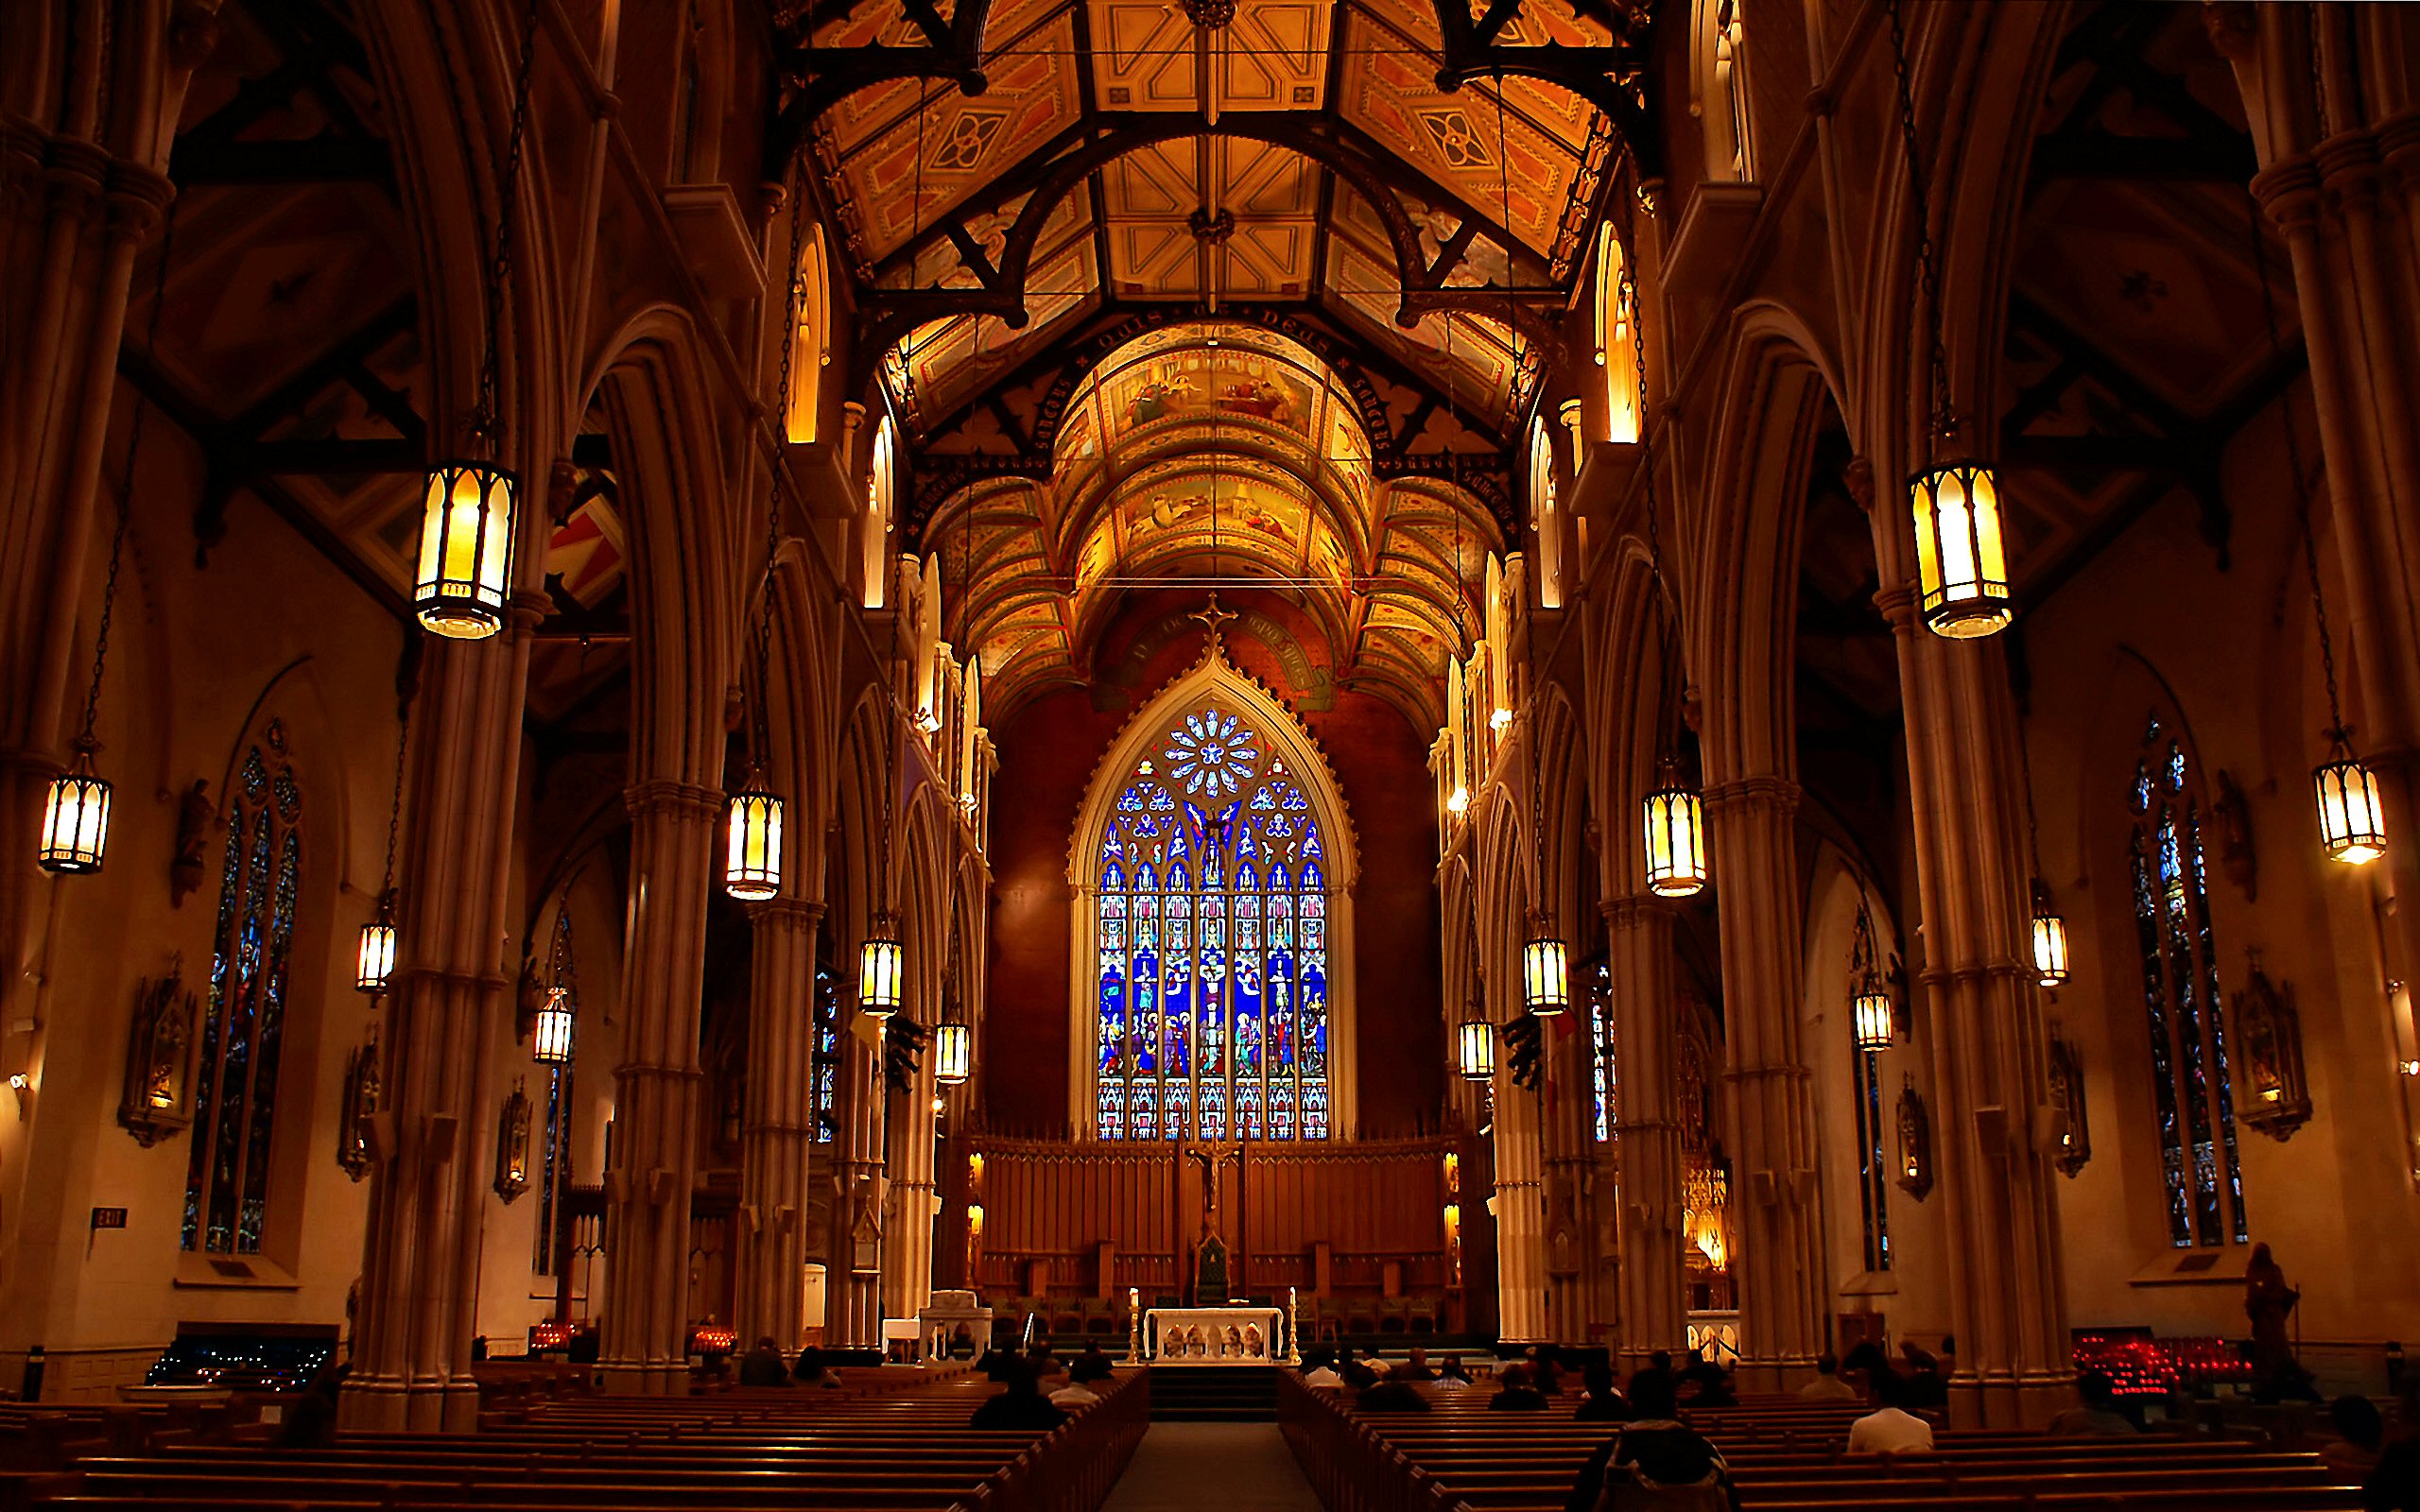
[1143,1305,1285,1365]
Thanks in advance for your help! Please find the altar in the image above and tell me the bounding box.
[1142,1305,1286,1365]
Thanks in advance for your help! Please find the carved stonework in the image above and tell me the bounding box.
[1895,1079,1934,1200]
[2048,1034,2091,1177]
[119,966,201,1147]
[2214,770,2257,901]
[2235,965,2312,1142]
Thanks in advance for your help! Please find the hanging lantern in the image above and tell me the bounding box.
[2030,880,2070,987]
[413,459,518,640]
[1643,772,1707,898]
[355,892,398,994]
[531,987,575,1065]
[38,743,112,874]
[2313,730,2387,865]
[1458,1012,1495,1082]
[935,1018,972,1085]
[1852,981,1894,1055]
[859,912,905,1020]
[1910,457,2012,639]
[1522,919,1568,1017]
[724,770,786,900]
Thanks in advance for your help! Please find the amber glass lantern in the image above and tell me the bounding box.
[1522,921,1568,1017]
[2030,881,2070,986]
[1458,1012,1495,1082]
[1910,457,2012,639]
[2314,731,2386,865]
[1643,771,1707,898]
[38,742,112,874]
[724,771,786,901]
[414,460,517,639]
[859,913,905,1020]
[355,891,398,994]
[531,987,575,1066]
[1852,983,1894,1055]
[935,1018,971,1085]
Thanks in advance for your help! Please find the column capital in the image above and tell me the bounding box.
[2377,109,2420,185]
[1914,958,2031,991]
[2315,131,2385,214]
[751,897,827,928]
[2253,155,2325,233]
[1872,583,1920,633]
[1702,775,1800,816]
[1600,893,1675,930]
[624,779,723,822]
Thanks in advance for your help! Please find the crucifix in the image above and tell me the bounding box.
[1190,593,1236,658]
[1183,1139,1244,1242]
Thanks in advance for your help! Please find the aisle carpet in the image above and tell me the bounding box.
[1100,1422,1324,1511]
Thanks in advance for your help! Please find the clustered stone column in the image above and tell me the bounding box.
[1703,777,1825,1392]
[1603,894,1685,1376]
[347,597,543,1431]
[737,898,823,1351]
[1540,965,1598,1345]
[598,780,720,1395]
[881,1041,939,1326]
[832,1007,887,1347]
[1489,982,1550,1344]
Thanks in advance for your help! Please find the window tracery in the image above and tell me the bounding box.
[1095,702,1330,1141]
[2130,711,2249,1247]
[183,720,302,1256]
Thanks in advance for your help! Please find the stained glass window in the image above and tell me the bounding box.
[184,720,302,1255]
[812,955,840,1143]
[1588,959,1615,1143]
[2130,713,2249,1247]
[1852,1045,1892,1273]
[1097,703,1329,1140]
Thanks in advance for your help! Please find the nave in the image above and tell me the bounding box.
[8,0,2420,1510]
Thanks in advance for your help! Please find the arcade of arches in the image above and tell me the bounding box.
[9,0,2420,1441]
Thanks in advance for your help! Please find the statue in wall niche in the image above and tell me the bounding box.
[850,1177,886,1277]
[1547,1184,1580,1277]
[168,780,213,907]
[2215,770,2257,901]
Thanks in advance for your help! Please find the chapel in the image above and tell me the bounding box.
[5,0,2420,1505]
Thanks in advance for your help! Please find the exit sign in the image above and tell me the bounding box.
[90,1208,127,1230]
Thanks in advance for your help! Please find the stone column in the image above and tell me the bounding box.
[737,898,822,1351]
[880,1038,938,1325]
[1604,894,1685,1375]
[832,1008,887,1347]
[1703,777,1824,1391]
[1541,972,1595,1345]
[1876,569,2070,1427]
[346,598,543,1432]
[1489,969,1549,1343]
[597,780,719,1395]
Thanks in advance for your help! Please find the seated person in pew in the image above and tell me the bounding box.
[1797,1351,1860,1401]
[1340,1356,1381,1390]
[738,1336,793,1387]
[1357,1376,1432,1412]
[1491,1363,1552,1412]
[1575,1360,1634,1423]
[1049,1375,1101,1410]
[1677,1348,1736,1408]
[2319,1394,2386,1480]
[791,1347,842,1387]
[970,1361,1069,1431]
[2047,1371,2139,1437]
[1847,1368,1935,1455]
[1395,1347,1438,1383]
[2368,1382,2420,1510]
[1564,1368,1741,1512]
[1897,1340,1949,1410]
[1071,1341,1115,1383]
[1301,1349,1345,1389]
[1527,1347,1564,1396]
[1435,1354,1475,1387]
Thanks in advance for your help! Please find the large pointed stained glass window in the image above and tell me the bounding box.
[184,719,303,1255]
[2130,711,2249,1248]
[1097,703,1330,1141]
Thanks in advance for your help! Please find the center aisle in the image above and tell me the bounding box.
[1100,1422,1325,1512]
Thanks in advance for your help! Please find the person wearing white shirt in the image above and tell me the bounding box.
[1799,1352,1861,1401]
[1847,1375,1936,1454]
[1301,1349,1344,1388]
[1048,1382,1100,1409]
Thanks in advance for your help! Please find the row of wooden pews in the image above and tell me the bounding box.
[1278,1374,2367,1511]
[30,1366,1148,1512]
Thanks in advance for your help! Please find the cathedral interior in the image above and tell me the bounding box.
[9,0,2420,1498]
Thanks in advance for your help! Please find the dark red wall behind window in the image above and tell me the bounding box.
[982,590,1444,1136]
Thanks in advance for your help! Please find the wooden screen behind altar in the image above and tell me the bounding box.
[1095,701,1331,1141]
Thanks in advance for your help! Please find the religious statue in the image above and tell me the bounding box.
[169,779,213,907]
[1184,1140,1243,1239]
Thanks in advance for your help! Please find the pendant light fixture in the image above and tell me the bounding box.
[40,202,180,873]
[354,691,412,994]
[1886,0,2011,640]
[934,914,970,1085]
[859,686,906,1019]
[2241,185,2386,866]
[1850,902,1894,1054]
[530,894,577,1065]
[1616,180,1708,899]
[726,193,812,901]
[2013,698,2068,987]
[1458,884,1494,1082]
[413,0,541,640]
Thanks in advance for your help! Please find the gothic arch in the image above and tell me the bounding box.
[1063,649,1361,1136]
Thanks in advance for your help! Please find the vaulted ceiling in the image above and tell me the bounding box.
[789,0,1654,725]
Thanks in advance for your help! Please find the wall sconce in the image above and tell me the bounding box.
[337,1030,380,1180]
[2047,1033,2091,1177]
[1443,1151,1459,1194]
[8,1072,28,1119]
[1443,1201,1462,1286]
[2234,964,2312,1141]
[118,964,201,1147]
[494,1079,532,1202]
[1895,1078,1934,1199]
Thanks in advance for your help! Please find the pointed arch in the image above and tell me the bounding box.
[1065,653,1360,1138]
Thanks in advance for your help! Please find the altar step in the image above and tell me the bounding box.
[1146,1365,1282,1421]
